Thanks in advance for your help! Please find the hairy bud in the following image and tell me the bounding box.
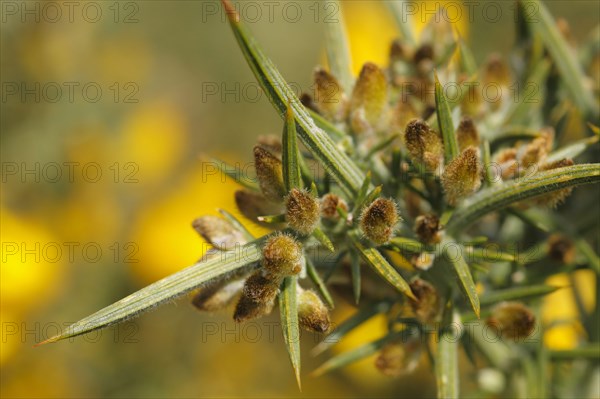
[494,148,519,181]
[441,147,482,205]
[414,214,442,245]
[285,188,320,235]
[320,193,348,220]
[360,198,400,245]
[486,302,536,340]
[547,234,576,264]
[233,271,279,322]
[297,288,330,333]
[534,158,575,207]
[409,279,442,324]
[262,234,303,278]
[192,215,246,250]
[456,117,480,151]
[520,129,554,169]
[483,54,511,87]
[313,68,348,122]
[375,336,421,377]
[404,119,443,172]
[350,62,388,135]
[192,279,244,312]
[254,146,286,202]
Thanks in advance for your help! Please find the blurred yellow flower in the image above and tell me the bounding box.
[128,162,268,284]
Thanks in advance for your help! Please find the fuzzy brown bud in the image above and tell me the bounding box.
[233,271,280,322]
[520,130,554,169]
[254,146,286,201]
[414,214,441,245]
[483,54,511,87]
[456,117,480,151]
[547,234,576,264]
[313,68,348,122]
[486,302,536,340]
[360,198,400,245]
[494,148,519,181]
[534,158,575,207]
[404,119,443,172]
[262,234,303,278]
[375,337,421,377]
[285,188,320,235]
[441,147,482,205]
[192,215,246,250]
[409,279,442,324]
[349,62,388,135]
[320,193,348,220]
[297,289,330,333]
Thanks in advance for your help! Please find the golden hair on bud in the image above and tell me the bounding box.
[320,193,348,220]
[254,146,286,202]
[192,215,246,250]
[262,233,303,278]
[233,271,280,322]
[486,302,536,340]
[360,198,400,245]
[404,119,443,172]
[313,68,348,123]
[534,158,575,207]
[285,188,320,235]
[456,117,480,151]
[414,214,442,245]
[408,279,442,324]
[297,288,330,333]
[441,147,482,205]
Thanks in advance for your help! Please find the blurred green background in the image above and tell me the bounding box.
[1,1,598,397]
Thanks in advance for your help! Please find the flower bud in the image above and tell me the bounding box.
[285,188,320,235]
[411,252,435,271]
[408,279,442,324]
[192,279,244,312]
[494,148,519,181]
[313,68,348,122]
[360,198,400,245]
[192,215,246,250]
[375,336,421,377]
[254,146,286,202]
[235,190,283,227]
[547,234,576,264]
[262,234,303,278]
[441,147,482,205]
[404,119,443,172]
[483,54,511,87]
[486,302,536,340]
[297,288,330,333]
[532,158,575,207]
[520,130,554,169]
[233,271,279,322]
[456,117,480,151]
[414,214,441,245]
[350,62,388,135]
[320,193,348,220]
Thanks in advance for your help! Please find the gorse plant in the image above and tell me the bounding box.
[41,0,600,397]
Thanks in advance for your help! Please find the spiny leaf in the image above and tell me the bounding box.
[305,257,334,309]
[312,331,401,376]
[447,164,600,233]
[545,135,600,164]
[37,241,263,345]
[222,0,364,196]
[208,157,258,191]
[457,33,477,76]
[521,0,599,118]
[386,0,416,45]
[467,246,518,263]
[480,285,560,306]
[279,275,301,390]
[350,252,361,304]
[435,303,460,399]
[282,104,302,191]
[312,301,390,356]
[549,346,600,360]
[444,242,480,317]
[323,0,353,92]
[434,71,459,163]
[349,231,415,300]
[313,227,335,252]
